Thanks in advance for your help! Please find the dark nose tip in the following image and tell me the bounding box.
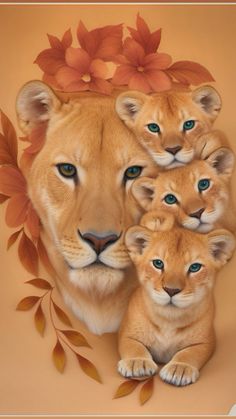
[165,146,182,155]
[163,287,181,297]
[190,208,205,219]
[79,231,120,255]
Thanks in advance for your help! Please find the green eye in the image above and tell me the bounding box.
[57,163,77,178]
[198,179,210,192]
[153,259,164,270]
[124,166,142,180]
[164,194,178,205]
[188,263,202,273]
[183,120,195,131]
[147,123,160,133]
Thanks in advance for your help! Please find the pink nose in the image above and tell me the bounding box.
[165,146,182,155]
[79,231,120,255]
[190,208,205,219]
[163,287,181,297]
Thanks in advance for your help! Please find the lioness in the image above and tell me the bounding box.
[16,81,159,335]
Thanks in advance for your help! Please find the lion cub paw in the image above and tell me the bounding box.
[159,362,199,386]
[118,358,158,380]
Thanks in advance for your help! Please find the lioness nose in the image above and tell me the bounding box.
[190,208,205,219]
[79,231,120,255]
[165,146,182,155]
[163,287,181,297]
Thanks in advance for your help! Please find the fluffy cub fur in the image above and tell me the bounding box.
[116,86,228,169]
[131,147,236,233]
[118,213,235,386]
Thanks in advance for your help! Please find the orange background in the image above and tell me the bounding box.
[0,4,236,416]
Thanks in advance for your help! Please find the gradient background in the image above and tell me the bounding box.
[0,4,236,416]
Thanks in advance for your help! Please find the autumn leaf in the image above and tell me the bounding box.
[0,166,26,196]
[34,48,66,75]
[61,330,91,348]
[114,379,140,399]
[16,296,40,311]
[26,278,52,290]
[7,229,22,250]
[25,202,40,240]
[53,301,72,327]
[166,61,215,86]
[37,237,56,278]
[139,377,154,405]
[18,231,39,276]
[0,193,9,204]
[52,339,66,373]
[127,14,162,54]
[0,110,18,166]
[76,354,102,383]
[34,303,46,336]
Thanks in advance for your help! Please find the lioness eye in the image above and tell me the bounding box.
[183,120,195,131]
[198,178,210,192]
[147,123,161,133]
[124,166,142,181]
[188,263,202,273]
[164,194,178,205]
[57,163,77,179]
[153,259,164,270]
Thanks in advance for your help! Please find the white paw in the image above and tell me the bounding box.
[159,362,199,386]
[118,358,158,379]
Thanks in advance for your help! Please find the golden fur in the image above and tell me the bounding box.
[16,81,159,334]
[116,86,228,169]
[118,213,235,385]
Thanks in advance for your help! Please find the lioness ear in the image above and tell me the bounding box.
[16,80,62,134]
[115,90,148,126]
[125,225,152,257]
[208,229,235,266]
[131,177,156,210]
[205,147,235,176]
[192,85,221,120]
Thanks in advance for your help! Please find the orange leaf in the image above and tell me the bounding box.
[61,330,91,348]
[166,61,214,85]
[47,33,63,50]
[6,194,29,228]
[53,301,72,327]
[76,354,102,383]
[7,229,22,250]
[18,231,39,276]
[114,379,140,399]
[139,377,154,405]
[127,14,162,54]
[25,202,40,239]
[24,122,47,155]
[26,278,52,290]
[34,303,46,336]
[0,166,26,196]
[62,29,72,49]
[16,296,40,311]
[52,339,66,373]
[37,237,56,278]
[0,110,18,166]
[0,193,9,204]
[34,48,65,75]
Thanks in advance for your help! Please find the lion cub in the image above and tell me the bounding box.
[118,213,235,386]
[116,85,229,169]
[131,147,236,233]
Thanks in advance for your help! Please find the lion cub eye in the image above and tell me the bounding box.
[164,194,178,205]
[188,263,202,273]
[198,179,210,192]
[153,259,164,270]
[57,163,77,179]
[147,123,161,134]
[124,166,142,181]
[183,120,195,131]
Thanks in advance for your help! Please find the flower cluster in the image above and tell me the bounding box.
[35,14,214,95]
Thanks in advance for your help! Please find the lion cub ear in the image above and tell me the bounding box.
[207,229,236,266]
[115,90,148,126]
[192,85,222,121]
[125,225,152,258]
[205,147,235,177]
[131,177,156,211]
[16,80,62,134]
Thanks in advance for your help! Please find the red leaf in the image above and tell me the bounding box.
[52,339,66,373]
[0,111,18,166]
[61,330,91,348]
[76,354,102,383]
[24,123,47,155]
[128,14,162,54]
[114,379,140,399]
[53,301,72,327]
[37,237,56,278]
[0,193,9,204]
[139,377,154,405]
[47,33,63,50]
[25,203,40,239]
[62,29,72,49]
[34,303,46,336]
[18,231,39,276]
[6,194,29,228]
[7,229,22,250]
[0,166,26,196]
[26,278,52,290]
[166,61,215,85]
[34,48,65,75]
[16,296,40,311]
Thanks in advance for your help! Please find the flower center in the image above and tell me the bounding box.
[81,73,91,83]
[137,66,144,72]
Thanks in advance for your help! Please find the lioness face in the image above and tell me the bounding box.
[116,86,221,169]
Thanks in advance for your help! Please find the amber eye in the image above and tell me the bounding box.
[124,166,143,181]
[57,163,77,179]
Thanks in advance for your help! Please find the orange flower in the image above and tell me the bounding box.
[0,166,40,239]
[55,47,112,94]
[112,39,172,93]
[127,14,162,54]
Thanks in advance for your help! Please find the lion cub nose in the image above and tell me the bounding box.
[165,145,182,155]
[79,231,120,255]
[163,287,181,297]
[190,208,205,219]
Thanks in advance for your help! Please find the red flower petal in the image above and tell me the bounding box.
[89,78,112,95]
[145,70,172,92]
[123,39,145,66]
[112,65,135,85]
[65,47,91,72]
[34,48,65,75]
[129,73,151,93]
[42,73,62,90]
[144,53,172,70]
[0,167,26,196]
[90,59,108,79]
[61,79,89,93]
[56,66,82,89]
[61,29,72,49]
[6,194,29,227]
[166,61,215,85]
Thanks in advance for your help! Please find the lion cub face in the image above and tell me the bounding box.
[116,86,221,169]
[132,148,235,233]
[125,223,235,310]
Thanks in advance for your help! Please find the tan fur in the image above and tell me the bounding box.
[118,220,235,385]
[132,148,236,234]
[16,81,159,335]
[116,86,228,169]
